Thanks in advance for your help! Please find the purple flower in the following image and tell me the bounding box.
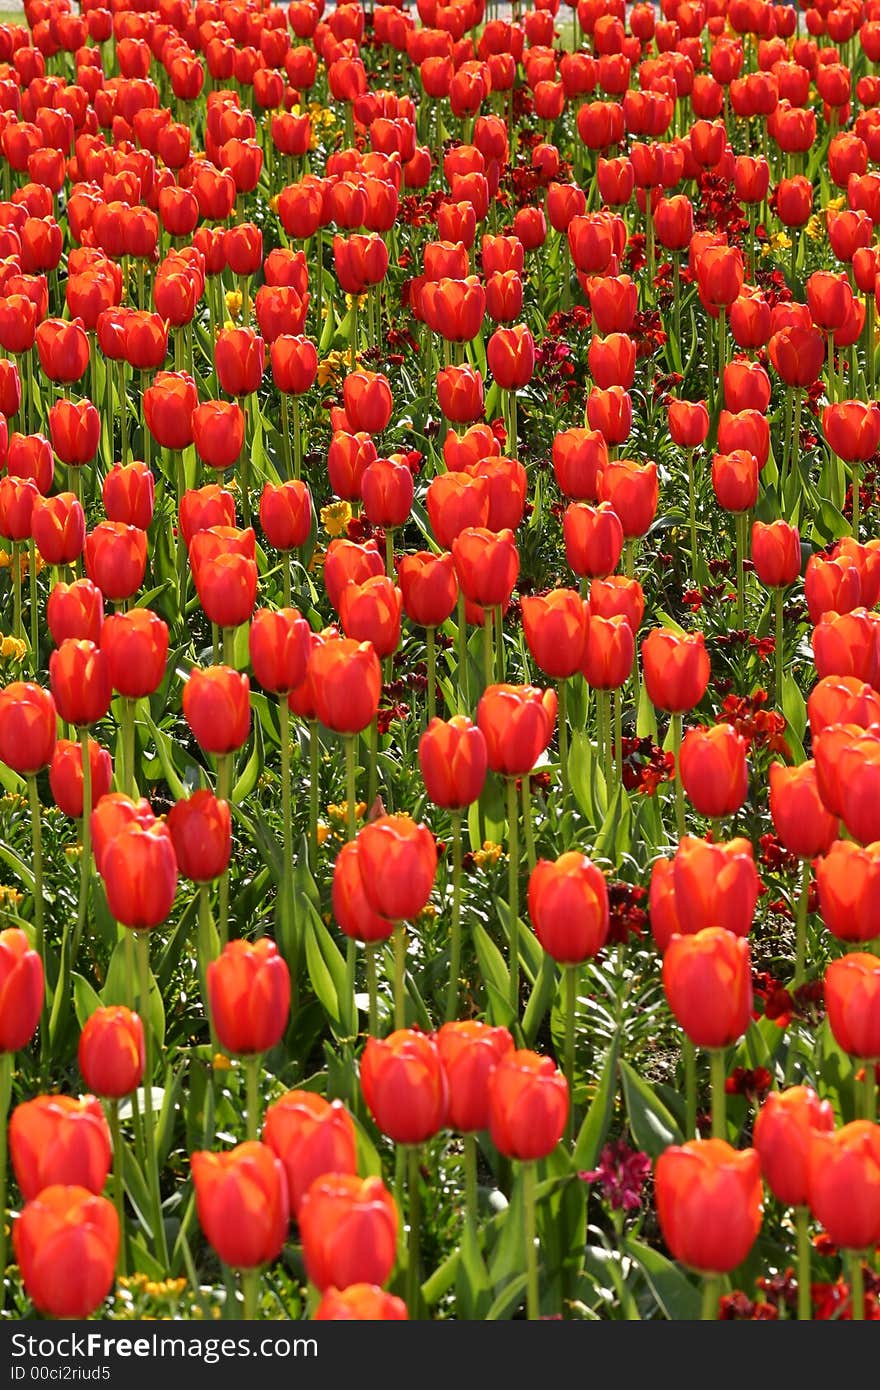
[580,1139,652,1212]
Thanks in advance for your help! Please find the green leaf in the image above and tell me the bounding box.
[781,671,807,746]
[455,1220,493,1320]
[567,731,594,822]
[72,971,102,1029]
[624,1236,702,1321]
[593,784,631,864]
[486,1272,528,1321]
[573,1031,620,1172]
[232,718,264,803]
[522,952,558,1048]
[0,841,35,893]
[473,922,514,1029]
[619,1059,682,1157]
[142,713,188,800]
[303,901,355,1039]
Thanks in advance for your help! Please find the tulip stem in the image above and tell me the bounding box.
[122,697,137,798]
[864,1066,877,1123]
[774,587,784,709]
[463,1133,478,1230]
[848,1253,864,1321]
[599,690,613,803]
[137,930,169,1266]
[558,681,569,800]
[291,396,302,482]
[109,1098,127,1278]
[670,713,686,841]
[701,1275,719,1321]
[444,812,464,1024]
[613,689,624,780]
[368,716,379,809]
[72,726,92,968]
[393,922,406,1030]
[564,964,577,1144]
[11,541,22,646]
[794,857,810,987]
[482,610,493,690]
[852,462,861,540]
[710,1048,726,1139]
[308,721,319,870]
[506,777,520,1017]
[241,1268,258,1320]
[521,777,536,872]
[523,1160,539,1321]
[385,527,394,580]
[367,943,378,1035]
[0,1051,12,1311]
[406,1145,421,1317]
[426,627,437,724]
[27,537,38,669]
[217,754,232,947]
[244,1054,260,1141]
[682,1036,697,1139]
[197,883,218,1050]
[795,1206,811,1321]
[735,511,747,629]
[26,775,48,1071]
[278,697,297,1008]
[119,362,128,468]
[345,735,357,842]
[456,592,469,713]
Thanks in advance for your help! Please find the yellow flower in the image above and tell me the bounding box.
[321,499,352,537]
[0,636,26,662]
[769,231,792,251]
[0,550,10,569]
[474,841,503,868]
[212,1052,232,1072]
[269,194,280,214]
[317,348,348,386]
[824,194,846,212]
[344,293,368,311]
[224,290,242,318]
[805,214,824,242]
[316,820,331,846]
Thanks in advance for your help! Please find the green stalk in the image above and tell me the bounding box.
[864,1065,877,1123]
[701,1275,719,1321]
[710,1048,726,1139]
[0,1052,12,1310]
[794,857,810,987]
[426,627,437,724]
[367,943,378,1035]
[506,777,520,1016]
[406,1145,421,1317]
[109,1098,127,1277]
[456,591,469,713]
[849,1253,864,1321]
[482,609,493,690]
[345,734,357,841]
[122,697,136,798]
[523,1161,539,1321]
[278,697,296,1007]
[137,931,169,1265]
[686,450,698,579]
[683,1036,697,1139]
[558,680,569,800]
[367,716,379,808]
[72,727,92,968]
[27,537,38,669]
[564,964,576,1144]
[385,527,395,579]
[775,587,785,709]
[521,776,536,871]
[735,512,747,629]
[241,1267,259,1320]
[27,776,47,1068]
[670,713,686,840]
[217,753,232,947]
[393,921,406,1030]
[463,1133,478,1230]
[197,883,217,1046]
[613,688,624,779]
[245,1053,261,1141]
[852,462,861,540]
[308,721,319,870]
[795,1206,811,1321]
[444,812,464,1023]
[11,541,22,645]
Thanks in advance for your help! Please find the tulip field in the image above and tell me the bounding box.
[2,0,880,1333]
